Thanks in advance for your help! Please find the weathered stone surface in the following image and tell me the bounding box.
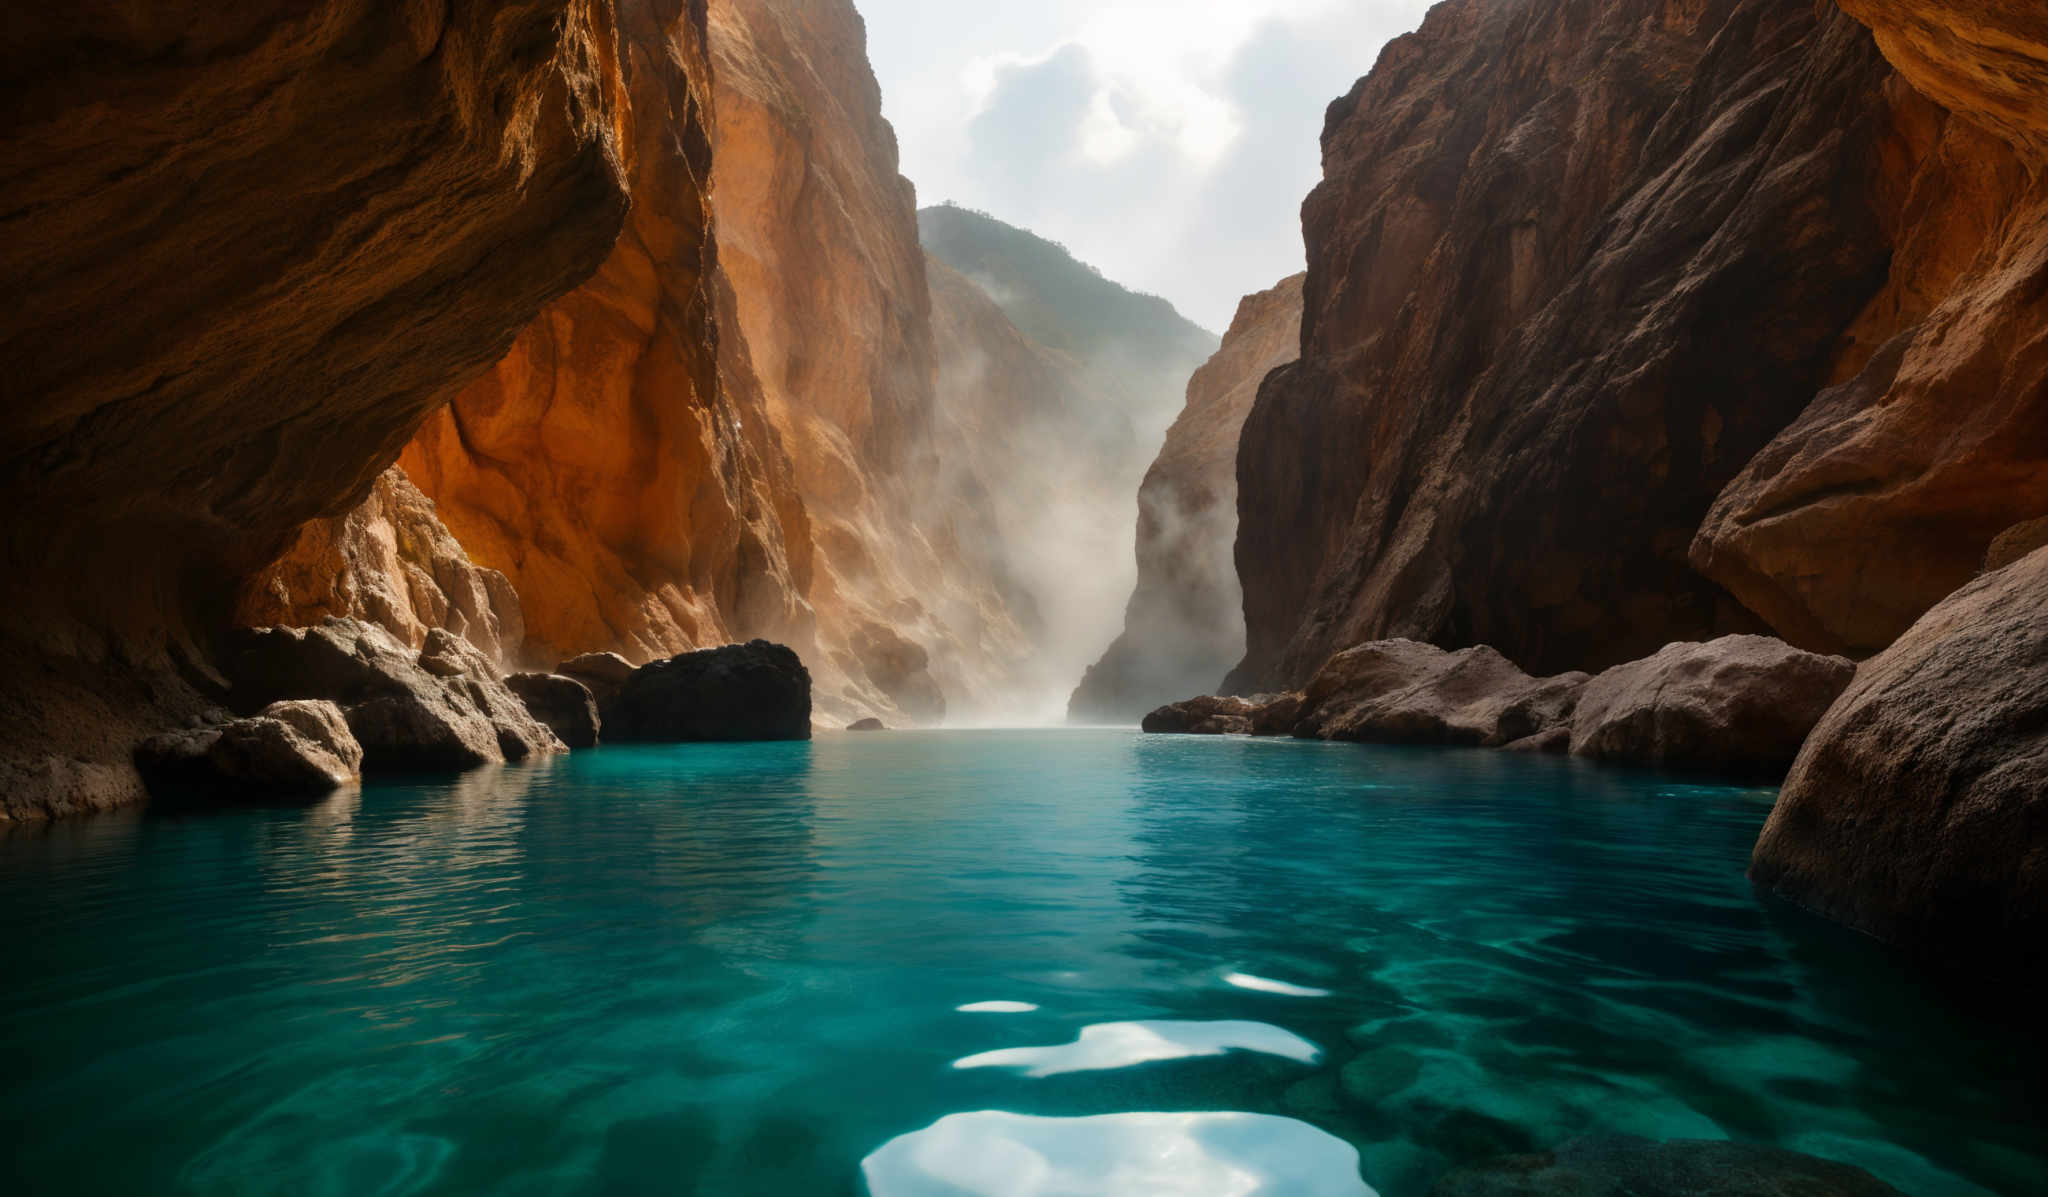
[1837,0,2048,163]
[1142,694,1303,737]
[558,651,638,712]
[505,673,602,750]
[1751,546,2048,980]
[0,1,631,818]
[239,468,525,668]
[1432,1135,1903,1196]
[1229,0,1905,689]
[135,700,361,799]
[1072,274,1305,722]
[1295,641,1588,749]
[604,640,812,743]
[403,0,813,672]
[1569,637,1855,779]
[227,619,563,773]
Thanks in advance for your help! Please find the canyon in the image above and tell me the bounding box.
[1,0,2043,994]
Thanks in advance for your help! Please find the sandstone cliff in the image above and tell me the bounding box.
[1233,0,1908,688]
[0,2,635,819]
[1232,0,2048,688]
[398,0,813,673]
[1072,275,1306,721]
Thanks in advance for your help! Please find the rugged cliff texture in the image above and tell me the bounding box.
[705,0,1029,725]
[1,2,634,819]
[1072,275,1305,721]
[240,468,527,668]
[1691,6,2048,655]
[1232,0,2048,688]
[400,0,813,672]
[1232,0,1904,688]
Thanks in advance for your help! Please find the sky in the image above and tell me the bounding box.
[859,1,1437,332]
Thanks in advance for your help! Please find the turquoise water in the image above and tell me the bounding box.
[3,730,2043,1195]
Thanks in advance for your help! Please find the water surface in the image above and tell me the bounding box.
[4,731,2043,1194]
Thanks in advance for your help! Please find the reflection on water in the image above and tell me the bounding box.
[953,1019,1321,1077]
[2,731,2043,1196]
[861,1110,1377,1197]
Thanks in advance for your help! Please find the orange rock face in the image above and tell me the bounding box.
[402,0,813,670]
[1692,8,2048,655]
[1837,0,2048,162]
[0,2,633,818]
[1071,275,1306,721]
[239,469,527,669]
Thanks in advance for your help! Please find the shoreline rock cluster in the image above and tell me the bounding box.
[1148,634,1854,783]
[133,624,812,804]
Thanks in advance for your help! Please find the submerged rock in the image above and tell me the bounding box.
[226,618,564,773]
[1431,1135,1902,1196]
[1294,641,1587,748]
[604,641,812,743]
[505,673,602,749]
[1568,637,1854,779]
[1752,546,2048,981]
[135,701,362,799]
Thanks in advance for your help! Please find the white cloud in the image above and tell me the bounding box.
[860,0,1435,328]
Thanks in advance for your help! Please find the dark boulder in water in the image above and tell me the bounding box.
[1293,640,1587,748]
[1142,693,1301,736]
[136,700,362,799]
[506,673,602,749]
[847,718,887,732]
[1752,545,2048,982]
[1432,1135,1903,1196]
[604,641,812,743]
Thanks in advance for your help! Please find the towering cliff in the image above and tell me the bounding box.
[1072,275,1305,722]
[0,2,635,819]
[704,0,1031,725]
[396,0,813,673]
[1230,0,2048,689]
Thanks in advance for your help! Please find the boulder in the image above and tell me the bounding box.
[226,618,564,773]
[135,700,362,799]
[505,673,601,749]
[1142,694,1301,736]
[1432,1135,1902,1196]
[558,652,638,710]
[1568,636,1855,779]
[603,641,812,743]
[847,718,888,732]
[1751,546,2048,981]
[1293,641,1588,748]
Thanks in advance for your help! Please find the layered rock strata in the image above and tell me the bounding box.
[1752,546,2048,981]
[0,1,634,819]
[1072,275,1306,722]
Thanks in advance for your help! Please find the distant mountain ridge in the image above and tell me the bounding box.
[918,203,1219,380]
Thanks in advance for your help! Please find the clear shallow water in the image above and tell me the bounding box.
[3,730,2043,1195]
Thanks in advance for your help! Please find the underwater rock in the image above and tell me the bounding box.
[1751,546,2048,981]
[603,641,812,743]
[1568,637,1854,779]
[505,673,601,750]
[135,701,361,798]
[227,619,563,772]
[1431,1134,1902,1195]
[1294,641,1588,748]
